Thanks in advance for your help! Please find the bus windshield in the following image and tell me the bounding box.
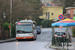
[16,23,32,33]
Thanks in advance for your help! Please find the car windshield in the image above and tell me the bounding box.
[16,23,32,33]
[55,32,65,36]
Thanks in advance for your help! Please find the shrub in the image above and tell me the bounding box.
[11,24,16,37]
[37,21,41,25]
[2,22,10,31]
[41,20,54,27]
[2,22,16,37]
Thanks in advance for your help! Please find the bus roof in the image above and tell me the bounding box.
[16,20,35,23]
[15,20,36,24]
[19,20,33,23]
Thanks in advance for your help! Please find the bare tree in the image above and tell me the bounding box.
[0,0,10,24]
[0,0,42,24]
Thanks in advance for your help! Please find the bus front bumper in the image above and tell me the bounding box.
[16,36,33,39]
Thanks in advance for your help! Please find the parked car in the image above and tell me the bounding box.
[54,32,71,42]
[36,26,41,34]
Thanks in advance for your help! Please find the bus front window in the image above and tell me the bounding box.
[16,23,32,33]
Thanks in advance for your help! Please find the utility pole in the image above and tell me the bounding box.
[3,13,6,39]
[10,0,12,38]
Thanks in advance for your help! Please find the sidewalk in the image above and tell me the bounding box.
[49,37,75,50]
[0,38,16,43]
[56,43,75,50]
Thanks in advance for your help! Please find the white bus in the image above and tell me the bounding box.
[16,20,37,40]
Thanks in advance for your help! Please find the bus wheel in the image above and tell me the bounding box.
[34,38,36,40]
[17,39,20,41]
[17,40,19,41]
[34,36,37,40]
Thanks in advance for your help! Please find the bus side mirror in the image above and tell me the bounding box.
[33,24,35,28]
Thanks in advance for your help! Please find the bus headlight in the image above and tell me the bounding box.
[30,34,33,36]
[16,34,19,37]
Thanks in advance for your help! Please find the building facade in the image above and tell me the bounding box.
[39,6,63,20]
[65,7,75,19]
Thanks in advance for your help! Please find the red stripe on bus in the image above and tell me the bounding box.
[16,36,33,39]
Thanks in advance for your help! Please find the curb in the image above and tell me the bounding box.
[0,38,16,43]
[48,42,75,50]
[48,44,66,50]
[46,42,58,49]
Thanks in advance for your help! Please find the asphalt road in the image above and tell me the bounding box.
[36,28,52,41]
[0,28,55,50]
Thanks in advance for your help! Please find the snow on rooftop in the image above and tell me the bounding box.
[65,7,75,9]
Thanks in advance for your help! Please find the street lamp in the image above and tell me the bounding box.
[3,12,6,39]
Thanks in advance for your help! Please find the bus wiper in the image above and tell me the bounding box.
[17,30,32,33]
[22,31,31,33]
[22,31,27,33]
[17,30,21,33]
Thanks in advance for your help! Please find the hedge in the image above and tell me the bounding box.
[41,20,54,27]
[2,22,16,37]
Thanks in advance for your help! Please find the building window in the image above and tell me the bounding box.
[74,10,75,14]
[68,10,70,14]
[48,12,49,20]
[52,13,53,15]
[46,12,50,20]
[46,12,47,20]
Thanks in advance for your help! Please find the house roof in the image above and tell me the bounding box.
[47,3,52,6]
